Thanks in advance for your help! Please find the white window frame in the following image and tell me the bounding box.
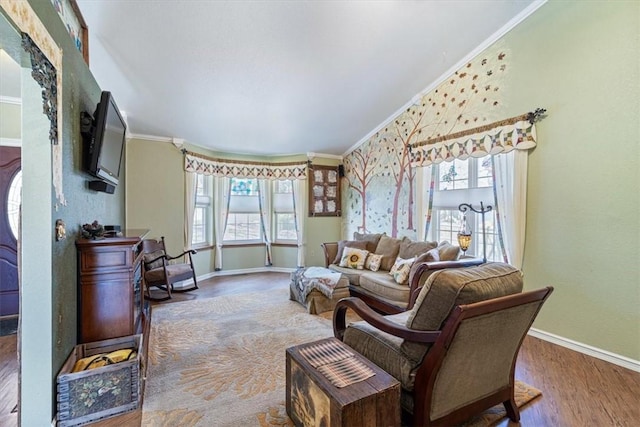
[272,180,297,243]
[426,157,502,262]
[191,174,213,248]
[223,178,262,244]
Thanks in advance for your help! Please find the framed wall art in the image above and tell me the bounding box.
[50,0,89,64]
[308,164,341,217]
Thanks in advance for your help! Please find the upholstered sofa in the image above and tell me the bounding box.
[321,233,484,314]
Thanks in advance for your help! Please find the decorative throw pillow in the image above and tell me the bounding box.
[374,235,402,271]
[437,241,462,261]
[353,232,385,253]
[389,256,416,285]
[143,250,165,270]
[364,253,383,272]
[332,240,368,265]
[414,247,440,265]
[339,247,369,270]
[398,237,438,259]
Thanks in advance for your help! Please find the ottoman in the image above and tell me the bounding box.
[289,267,350,314]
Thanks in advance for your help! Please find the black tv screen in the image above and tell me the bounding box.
[87,91,126,186]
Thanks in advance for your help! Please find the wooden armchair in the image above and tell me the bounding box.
[333,262,552,426]
[141,237,198,301]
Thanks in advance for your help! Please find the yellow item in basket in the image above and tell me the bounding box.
[71,348,137,372]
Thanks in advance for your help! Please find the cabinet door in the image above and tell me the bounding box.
[79,272,132,343]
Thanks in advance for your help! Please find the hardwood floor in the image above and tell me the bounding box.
[0,333,17,427]
[1,272,639,426]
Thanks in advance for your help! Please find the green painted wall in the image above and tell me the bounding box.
[126,138,342,271]
[1,1,127,424]
[0,102,20,138]
[339,0,639,360]
[499,0,639,360]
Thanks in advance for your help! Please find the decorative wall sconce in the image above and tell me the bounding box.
[458,202,493,262]
[55,219,66,241]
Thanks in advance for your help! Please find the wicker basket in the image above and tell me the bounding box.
[56,334,142,426]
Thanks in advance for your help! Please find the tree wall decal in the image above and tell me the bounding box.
[343,142,383,233]
[343,44,509,239]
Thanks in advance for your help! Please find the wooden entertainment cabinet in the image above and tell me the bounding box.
[76,229,149,343]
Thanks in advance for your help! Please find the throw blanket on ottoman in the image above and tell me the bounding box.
[290,267,350,314]
[290,266,343,301]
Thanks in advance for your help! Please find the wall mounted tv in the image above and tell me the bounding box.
[82,91,126,190]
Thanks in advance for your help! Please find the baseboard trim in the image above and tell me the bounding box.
[206,267,296,277]
[528,328,640,373]
[172,267,295,289]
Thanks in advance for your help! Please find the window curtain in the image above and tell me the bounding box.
[422,165,437,241]
[184,171,197,251]
[492,150,528,269]
[257,180,272,266]
[410,115,538,168]
[412,111,542,267]
[213,177,230,270]
[184,150,307,179]
[293,179,306,267]
[183,150,308,270]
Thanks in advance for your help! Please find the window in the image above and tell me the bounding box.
[192,174,212,247]
[224,178,261,242]
[7,170,22,240]
[193,177,298,246]
[426,157,502,261]
[273,180,296,242]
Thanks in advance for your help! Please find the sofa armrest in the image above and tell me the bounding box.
[320,242,339,268]
[407,257,484,309]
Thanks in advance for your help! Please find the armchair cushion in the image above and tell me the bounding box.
[374,235,402,271]
[401,262,523,362]
[332,240,368,264]
[343,312,418,389]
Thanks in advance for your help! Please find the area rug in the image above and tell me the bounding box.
[141,287,541,426]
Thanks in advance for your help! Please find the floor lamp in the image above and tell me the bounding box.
[458,202,493,263]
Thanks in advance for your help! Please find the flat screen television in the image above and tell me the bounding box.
[85,91,126,186]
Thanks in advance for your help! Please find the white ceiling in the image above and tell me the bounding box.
[75,0,538,157]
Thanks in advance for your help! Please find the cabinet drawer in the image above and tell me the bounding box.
[80,249,130,271]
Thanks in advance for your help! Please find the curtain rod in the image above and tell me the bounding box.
[411,108,546,149]
[181,149,308,167]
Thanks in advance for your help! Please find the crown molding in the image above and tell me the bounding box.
[342,0,548,157]
[0,96,21,105]
[307,152,343,161]
[128,133,173,143]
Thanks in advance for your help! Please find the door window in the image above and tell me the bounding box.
[7,170,21,240]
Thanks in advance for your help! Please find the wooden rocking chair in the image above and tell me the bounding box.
[141,236,198,301]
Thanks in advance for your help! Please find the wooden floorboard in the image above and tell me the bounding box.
[1,272,639,426]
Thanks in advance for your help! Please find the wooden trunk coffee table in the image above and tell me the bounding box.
[286,337,400,427]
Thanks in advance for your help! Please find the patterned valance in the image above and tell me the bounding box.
[183,150,308,180]
[410,110,545,167]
